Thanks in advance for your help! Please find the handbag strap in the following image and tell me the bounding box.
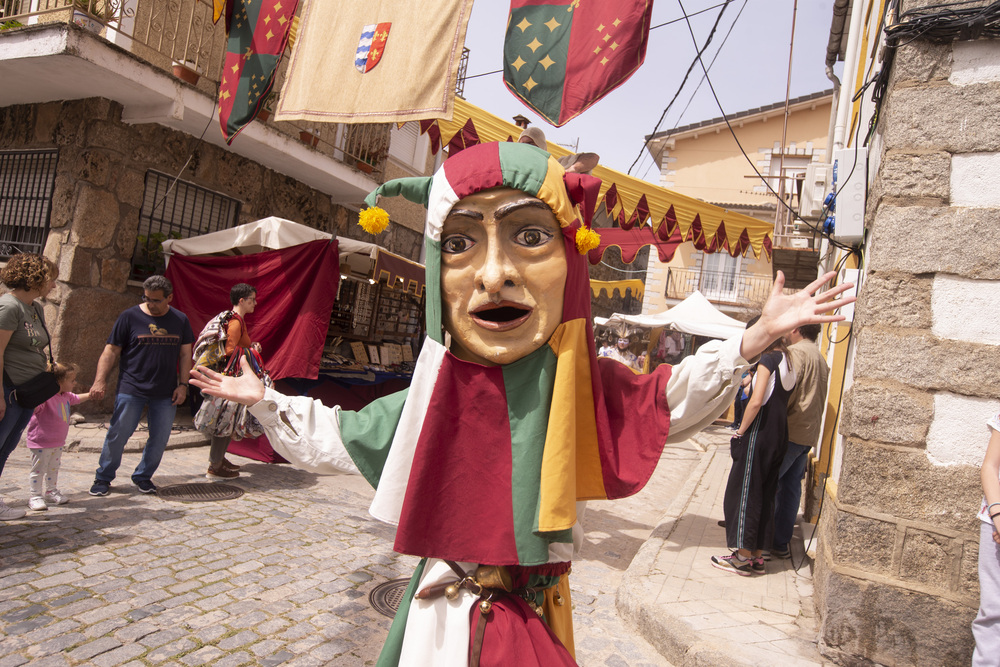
[30,302,55,369]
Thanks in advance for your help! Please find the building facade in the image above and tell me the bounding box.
[643,91,833,319]
[0,3,429,409]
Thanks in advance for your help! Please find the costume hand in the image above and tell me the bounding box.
[740,271,856,361]
[190,357,266,406]
[251,342,262,353]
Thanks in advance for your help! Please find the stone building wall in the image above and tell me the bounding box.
[813,31,1000,666]
[0,97,421,412]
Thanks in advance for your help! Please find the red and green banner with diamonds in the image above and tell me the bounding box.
[218,0,298,144]
[503,0,653,127]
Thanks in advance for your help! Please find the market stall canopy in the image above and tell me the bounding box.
[590,279,644,302]
[595,291,746,340]
[419,98,774,262]
[162,217,425,296]
[161,216,375,258]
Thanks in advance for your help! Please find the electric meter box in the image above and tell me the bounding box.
[831,147,867,245]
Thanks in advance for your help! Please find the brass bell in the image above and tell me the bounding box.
[554,592,565,606]
[480,599,493,614]
[445,583,460,600]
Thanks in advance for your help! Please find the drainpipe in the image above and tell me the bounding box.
[833,0,865,151]
[825,0,849,152]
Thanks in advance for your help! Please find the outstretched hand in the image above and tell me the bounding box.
[190,357,266,407]
[740,270,856,361]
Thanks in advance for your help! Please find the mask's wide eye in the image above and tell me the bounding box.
[514,228,553,248]
[442,235,474,254]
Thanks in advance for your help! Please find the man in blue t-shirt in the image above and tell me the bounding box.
[89,275,194,496]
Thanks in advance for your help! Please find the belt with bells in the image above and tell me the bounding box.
[415,561,551,667]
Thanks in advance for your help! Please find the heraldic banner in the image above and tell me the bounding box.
[276,0,474,124]
[218,0,298,144]
[503,0,653,127]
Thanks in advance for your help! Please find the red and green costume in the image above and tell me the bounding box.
[248,142,750,666]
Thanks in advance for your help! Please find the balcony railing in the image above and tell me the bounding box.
[665,267,773,307]
[0,0,390,179]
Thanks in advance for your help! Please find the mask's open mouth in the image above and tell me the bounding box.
[471,302,532,331]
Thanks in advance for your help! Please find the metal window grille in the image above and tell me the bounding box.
[0,149,59,259]
[132,170,241,280]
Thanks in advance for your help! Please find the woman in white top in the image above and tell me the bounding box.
[973,413,1000,666]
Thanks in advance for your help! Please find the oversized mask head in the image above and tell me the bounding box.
[361,141,603,366]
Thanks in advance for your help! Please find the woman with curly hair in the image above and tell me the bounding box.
[0,253,58,520]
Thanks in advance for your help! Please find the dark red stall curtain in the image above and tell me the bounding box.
[165,239,340,381]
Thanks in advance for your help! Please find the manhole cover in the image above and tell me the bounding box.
[369,578,410,617]
[158,483,244,502]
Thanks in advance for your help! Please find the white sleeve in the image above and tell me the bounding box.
[247,387,360,475]
[665,335,752,444]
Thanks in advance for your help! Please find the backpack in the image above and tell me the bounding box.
[192,310,233,370]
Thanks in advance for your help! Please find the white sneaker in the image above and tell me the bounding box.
[44,491,69,505]
[28,497,48,512]
[0,500,26,520]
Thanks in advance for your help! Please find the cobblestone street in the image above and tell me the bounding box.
[0,432,695,666]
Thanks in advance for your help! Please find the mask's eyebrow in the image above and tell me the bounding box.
[494,198,552,220]
[446,208,483,221]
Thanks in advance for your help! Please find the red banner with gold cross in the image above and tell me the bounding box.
[503,0,653,127]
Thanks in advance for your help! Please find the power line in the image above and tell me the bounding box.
[636,0,749,180]
[627,0,734,175]
[673,0,860,251]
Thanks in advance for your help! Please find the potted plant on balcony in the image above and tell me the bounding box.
[171,59,202,85]
[355,138,389,175]
[299,128,320,147]
[72,0,111,34]
[258,91,278,122]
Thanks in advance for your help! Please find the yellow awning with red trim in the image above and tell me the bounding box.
[419,98,774,259]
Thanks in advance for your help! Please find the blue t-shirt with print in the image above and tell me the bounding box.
[109,305,194,399]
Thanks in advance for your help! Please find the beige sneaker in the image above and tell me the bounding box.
[0,500,26,520]
[44,490,69,505]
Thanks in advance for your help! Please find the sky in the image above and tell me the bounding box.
[459,0,840,184]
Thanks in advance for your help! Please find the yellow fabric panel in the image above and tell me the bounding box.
[542,574,575,660]
[538,320,606,533]
[590,279,645,301]
[536,155,579,231]
[428,98,773,256]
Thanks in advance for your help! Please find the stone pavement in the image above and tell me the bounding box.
[619,425,831,666]
[0,414,827,666]
[0,413,675,666]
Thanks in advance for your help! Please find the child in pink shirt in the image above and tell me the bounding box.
[26,362,90,511]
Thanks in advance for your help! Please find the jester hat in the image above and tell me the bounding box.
[353,142,670,567]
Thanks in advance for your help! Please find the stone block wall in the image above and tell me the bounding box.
[814,33,1000,666]
[0,97,421,412]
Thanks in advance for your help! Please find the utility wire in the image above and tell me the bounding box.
[673,0,860,252]
[636,0,749,180]
[627,0,734,175]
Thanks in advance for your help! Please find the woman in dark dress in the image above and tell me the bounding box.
[713,333,796,576]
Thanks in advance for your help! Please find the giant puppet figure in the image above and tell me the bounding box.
[191,142,853,666]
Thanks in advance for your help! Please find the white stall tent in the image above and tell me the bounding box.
[595,290,746,340]
[161,216,381,272]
